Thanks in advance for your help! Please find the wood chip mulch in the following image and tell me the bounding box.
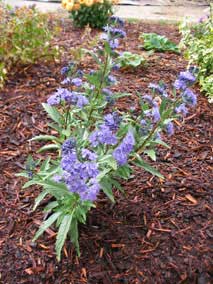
[0,20,212,284]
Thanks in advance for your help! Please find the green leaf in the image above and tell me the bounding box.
[33,211,62,242]
[23,179,40,189]
[15,172,29,178]
[56,214,73,261]
[30,135,60,143]
[40,156,51,171]
[144,149,156,161]
[111,179,124,193]
[133,154,164,179]
[38,180,69,198]
[100,178,115,203]
[44,201,59,212]
[42,103,62,124]
[153,139,170,149]
[37,144,60,153]
[116,165,131,179]
[33,190,49,210]
[69,218,80,256]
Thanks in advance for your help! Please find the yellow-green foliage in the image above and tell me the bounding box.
[0,4,59,88]
[179,6,213,101]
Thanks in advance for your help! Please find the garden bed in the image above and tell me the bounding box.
[0,20,212,284]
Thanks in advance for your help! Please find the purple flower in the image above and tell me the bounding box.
[107,75,117,85]
[61,138,76,156]
[165,122,174,136]
[61,77,71,85]
[148,83,168,97]
[47,93,61,106]
[89,125,117,147]
[61,66,69,75]
[179,71,196,84]
[140,119,150,136]
[81,162,99,179]
[76,94,89,108]
[47,88,70,106]
[143,94,154,105]
[112,64,121,71]
[103,26,126,38]
[182,89,197,107]
[174,79,187,90]
[104,112,121,130]
[102,88,113,96]
[110,16,125,27]
[82,149,97,161]
[113,131,135,166]
[109,39,119,49]
[72,78,82,87]
[60,152,100,201]
[174,70,196,91]
[81,179,100,201]
[152,106,161,123]
[61,152,78,173]
[76,70,84,77]
[175,103,188,116]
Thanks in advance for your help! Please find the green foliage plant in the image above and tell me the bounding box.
[0,3,59,88]
[179,5,213,101]
[139,32,180,54]
[64,0,115,29]
[18,18,198,261]
[116,51,146,69]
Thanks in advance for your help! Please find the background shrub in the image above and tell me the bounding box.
[62,0,118,28]
[0,3,59,88]
[179,5,213,101]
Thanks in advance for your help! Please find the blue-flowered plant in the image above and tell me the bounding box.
[18,17,198,261]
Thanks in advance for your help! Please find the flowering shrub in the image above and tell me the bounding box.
[179,5,213,101]
[0,3,59,88]
[18,17,198,261]
[61,0,119,28]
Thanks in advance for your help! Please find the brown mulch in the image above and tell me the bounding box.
[0,20,212,284]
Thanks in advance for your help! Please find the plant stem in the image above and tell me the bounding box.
[88,52,109,122]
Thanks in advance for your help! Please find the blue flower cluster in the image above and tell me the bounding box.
[89,124,117,147]
[104,112,121,131]
[103,26,126,39]
[174,70,197,113]
[113,131,135,166]
[109,16,125,27]
[100,18,126,50]
[149,83,168,97]
[58,139,100,201]
[47,88,88,108]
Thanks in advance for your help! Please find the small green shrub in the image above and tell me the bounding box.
[62,0,116,29]
[0,4,59,88]
[116,51,146,68]
[179,6,213,101]
[139,33,179,54]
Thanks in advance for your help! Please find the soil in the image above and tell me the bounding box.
[0,20,212,284]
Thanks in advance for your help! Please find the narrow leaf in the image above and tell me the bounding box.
[56,214,73,261]
[33,190,49,210]
[33,211,61,241]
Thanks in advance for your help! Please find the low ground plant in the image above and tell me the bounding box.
[139,32,179,54]
[179,5,213,101]
[18,17,198,261]
[0,3,59,88]
[116,51,146,69]
[62,0,118,28]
